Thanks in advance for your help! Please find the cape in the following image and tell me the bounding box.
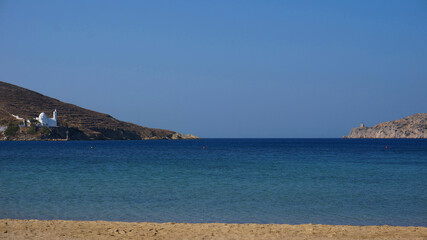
[344,113,426,138]
[0,81,198,140]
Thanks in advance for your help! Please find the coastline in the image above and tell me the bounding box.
[1,219,426,240]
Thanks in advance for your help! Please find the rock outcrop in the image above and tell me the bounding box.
[169,133,199,140]
[344,113,426,138]
[0,81,199,140]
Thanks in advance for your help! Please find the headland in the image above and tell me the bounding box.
[344,113,426,138]
[0,81,198,140]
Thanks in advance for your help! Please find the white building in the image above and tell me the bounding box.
[12,114,26,127]
[36,109,57,127]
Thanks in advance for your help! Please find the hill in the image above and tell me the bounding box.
[344,113,426,138]
[0,81,198,140]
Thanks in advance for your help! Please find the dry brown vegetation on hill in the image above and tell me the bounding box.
[0,81,198,140]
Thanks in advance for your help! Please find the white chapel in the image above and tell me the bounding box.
[36,109,58,127]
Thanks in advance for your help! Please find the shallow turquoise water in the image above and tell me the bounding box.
[0,139,426,226]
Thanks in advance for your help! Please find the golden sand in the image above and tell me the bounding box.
[0,219,426,240]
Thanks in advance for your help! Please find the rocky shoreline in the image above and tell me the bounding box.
[1,126,199,141]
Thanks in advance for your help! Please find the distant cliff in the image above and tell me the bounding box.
[344,113,426,138]
[0,81,199,140]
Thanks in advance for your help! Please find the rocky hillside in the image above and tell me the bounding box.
[0,81,198,140]
[344,113,426,138]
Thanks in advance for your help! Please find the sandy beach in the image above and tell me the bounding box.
[0,219,426,240]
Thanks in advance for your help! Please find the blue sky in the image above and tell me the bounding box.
[1,1,426,137]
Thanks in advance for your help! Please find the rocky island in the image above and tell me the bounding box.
[0,81,199,141]
[344,113,426,138]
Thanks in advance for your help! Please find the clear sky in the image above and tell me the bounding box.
[1,1,426,138]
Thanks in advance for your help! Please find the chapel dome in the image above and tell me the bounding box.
[39,112,47,120]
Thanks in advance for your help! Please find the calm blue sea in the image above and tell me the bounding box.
[0,139,426,226]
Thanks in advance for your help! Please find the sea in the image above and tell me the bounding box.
[0,139,426,226]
